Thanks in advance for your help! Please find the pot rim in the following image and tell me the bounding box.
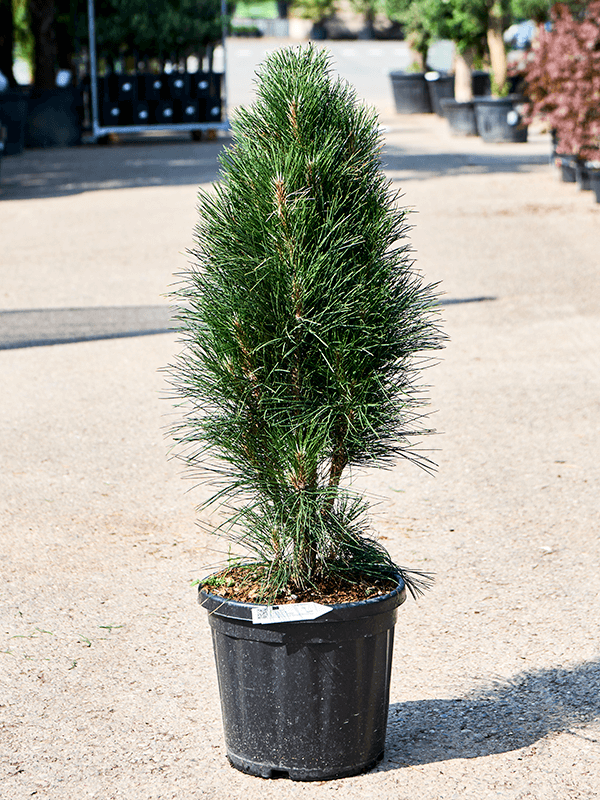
[198,572,407,622]
[389,71,426,79]
[472,94,524,105]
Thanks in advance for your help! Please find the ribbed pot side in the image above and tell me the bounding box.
[199,580,406,780]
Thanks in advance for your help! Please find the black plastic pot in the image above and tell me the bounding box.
[440,98,478,136]
[473,96,528,143]
[199,578,406,780]
[575,160,591,191]
[0,90,29,155]
[550,129,558,159]
[590,168,600,203]
[389,72,432,114]
[425,72,454,116]
[556,154,577,182]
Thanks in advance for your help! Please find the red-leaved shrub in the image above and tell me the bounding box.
[522,2,600,161]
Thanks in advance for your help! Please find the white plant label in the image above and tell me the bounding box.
[251,602,332,625]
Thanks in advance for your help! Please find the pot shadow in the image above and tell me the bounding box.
[381,659,600,769]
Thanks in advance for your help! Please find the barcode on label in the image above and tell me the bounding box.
[251,602,331,625]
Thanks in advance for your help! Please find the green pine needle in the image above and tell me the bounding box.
[166,45,445,601]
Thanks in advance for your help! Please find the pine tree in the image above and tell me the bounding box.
[168,46,444,602]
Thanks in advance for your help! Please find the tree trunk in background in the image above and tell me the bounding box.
[454,48,474,102]
[407,31,429,72]
[487,0,507,94]
[0,0,17,86]
[28,0,57,90]
[358,6,376,39]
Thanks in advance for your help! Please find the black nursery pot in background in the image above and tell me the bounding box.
[440,98,478,136]
[199,579,407,781]
[473,96,528,143]
[556,154,577,182]
[426,71,455,116]
[589,168,600,202]
[575,160,591,191]
[389,72,432,114]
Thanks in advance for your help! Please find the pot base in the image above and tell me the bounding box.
[228,748,384,781]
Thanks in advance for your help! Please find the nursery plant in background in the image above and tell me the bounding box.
[290,0,337,38]
[521,1,600,197]
[418,0,489,102]
[421,0,532,141]
[385,0,433,71]
[168,45,444,780]
[385,0,437,114]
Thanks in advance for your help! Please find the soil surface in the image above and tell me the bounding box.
[200,566,400,604]
[2,61,600,799]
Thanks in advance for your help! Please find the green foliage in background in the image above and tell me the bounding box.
[13,0,33,64]
[418,0,489,55]
[234,0,278,19]
[93,0,223,56]
[384,0,432,67]
[349,0,381,35]
[168,46,444,601]
[291,0,337,23]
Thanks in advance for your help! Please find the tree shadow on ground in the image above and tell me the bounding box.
[382,659,600,768]
[0,297,491,350]
[0,137,229,201]
[0,305,174,349]
[1,136,551,202]
[382,147,551,181]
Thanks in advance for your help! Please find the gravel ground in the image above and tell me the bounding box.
[1,99,600,799]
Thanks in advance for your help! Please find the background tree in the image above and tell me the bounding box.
[93,0,223,66]
[510,0,553,21]
[0,0,17,85]
[350,0,378,39]
[486,0,511,94]
[28,0,58,89]
[419,0,489,99]
[384,0,432,69]
[291,0,337,37]
[20,0,223,88]
[522,1,600,160]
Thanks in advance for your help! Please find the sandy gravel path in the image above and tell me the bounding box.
[1,104,599,800]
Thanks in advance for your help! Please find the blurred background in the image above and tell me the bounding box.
[0,0,553,149]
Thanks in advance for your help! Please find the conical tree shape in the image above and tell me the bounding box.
[168,46,444,601]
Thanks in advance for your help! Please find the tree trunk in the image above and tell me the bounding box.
[358,7,376,39]
[0,0,17,86]
[28,0,57,90]
[454,48,474,103]
[407,31,428,72]
[487,0,507,95]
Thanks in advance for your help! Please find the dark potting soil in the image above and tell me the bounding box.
[200,565,398,605]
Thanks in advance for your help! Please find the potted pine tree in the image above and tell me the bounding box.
[167,45,445,781]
